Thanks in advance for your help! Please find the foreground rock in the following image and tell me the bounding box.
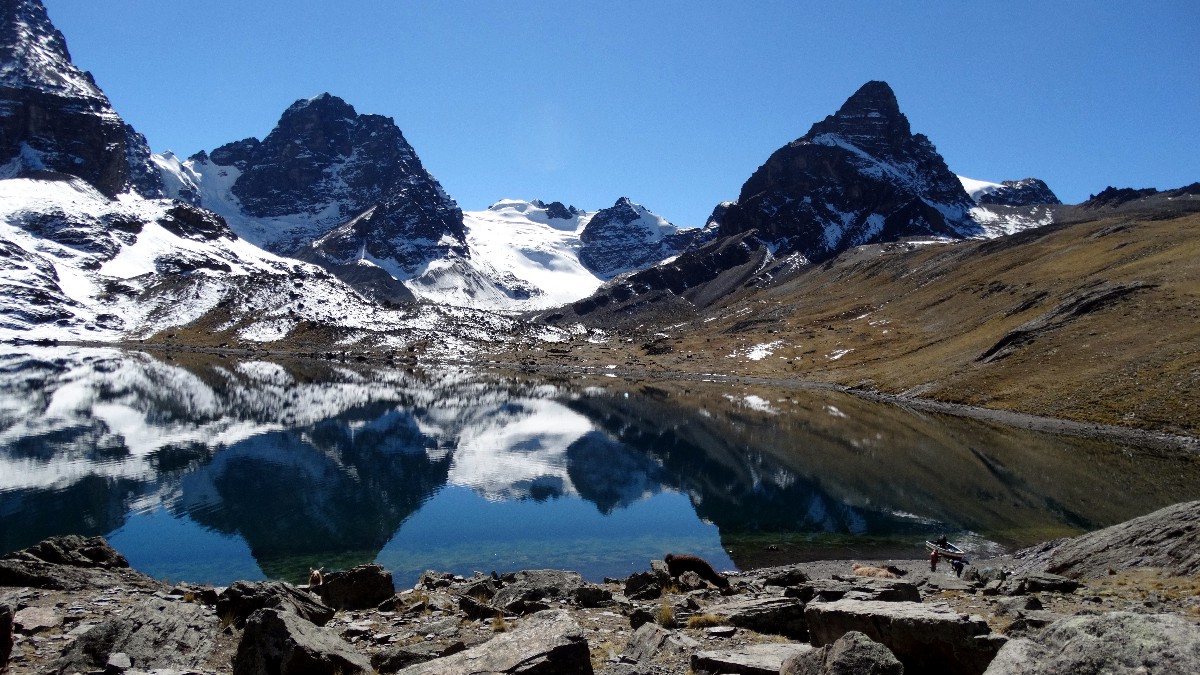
[394,609,592,675]
[318,563,394,610]
[984,612,1200,675]
[1040,500,1200,578]
[805,599,1004,675]
[0,535,154,591]
[692,642,812,675]
[56,598,220,674]
[217,580,336,627]
[234,607,372,675]
[782,631,903,675]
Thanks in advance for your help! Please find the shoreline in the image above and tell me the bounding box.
[17,337,1197,452]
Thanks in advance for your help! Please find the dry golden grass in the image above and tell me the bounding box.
[551,211,1200,436]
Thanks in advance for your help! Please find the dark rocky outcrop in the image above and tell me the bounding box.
[1081,186,1160,209]
[553,80,981,325]
[0,0,161,197]
[718,80,979,261]
[372,641,467,674]
[805,599,1004,675]
[55,598,219,674]
[781,631,903,675]
[983,612,1200,675]
[207,93,467,276]
[787,577,921,604]
[216,580,336,627]
[233,607,372,675]
[578,197,707,278]
[393,609,592,675]
[976,178,1060,207]
[0,535,152,591]
[317,563,394,610]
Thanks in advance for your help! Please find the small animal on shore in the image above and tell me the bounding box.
[885,565,908,577]
[308,567,324,587]
[851,564,898,579]
[665,553,729,589]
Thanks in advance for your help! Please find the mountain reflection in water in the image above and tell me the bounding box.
[1,347,1197,587]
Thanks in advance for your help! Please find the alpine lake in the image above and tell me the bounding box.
[2,346,1198,589]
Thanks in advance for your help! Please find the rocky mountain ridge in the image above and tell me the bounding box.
[0,0,161,198]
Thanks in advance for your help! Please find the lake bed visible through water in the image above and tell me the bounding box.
[2,346,1197,587]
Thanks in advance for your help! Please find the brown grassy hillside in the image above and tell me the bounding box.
[526,208,1200,436]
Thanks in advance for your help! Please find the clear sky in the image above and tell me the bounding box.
[41,0,1200,229]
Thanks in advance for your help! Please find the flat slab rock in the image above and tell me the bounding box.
[394,609,592,675]
[984,611,1200,675]
[1044,499,1200,578]
[806,599,1004,675]
[692,643,812,675]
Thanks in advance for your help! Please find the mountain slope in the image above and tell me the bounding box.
[157,93,467,282]
[718,80,979,259]
[518,189,1200,436]
[0,0,161,197]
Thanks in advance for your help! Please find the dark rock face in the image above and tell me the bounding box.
[234,607,372,675]
[976,178,1060,206]
[209,93,467,274]
[578,197,706,278]
[317,563,394,611]
[0,535,152,590]
[1082,185,1160,209]
[216,580,336,627]
[718,80,979,262]
[0,0,161,197]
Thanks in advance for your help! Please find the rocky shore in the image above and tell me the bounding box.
[2,502,1198,675]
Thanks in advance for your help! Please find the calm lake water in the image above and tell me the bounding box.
[2,346,1197,588]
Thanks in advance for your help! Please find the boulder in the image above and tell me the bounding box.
[692,643,813,675]
[624,570,668,601]
[217,581,335,627]
[13,605,59,633]
[1042,500,1200,579]
[781,631,903,675]
[318,563,395,610]
[55,598,219,674]
[621,622,699,664]
[373,641,467,674]
[485,569,609,612]
[233,607,372,675]
[394,609,592,674]
[788,578,920,603]
[710,595,808,639]
[1019,572,1082,594]
[984,612,1200,675]
[806,600,1004,675]
[0,535,154,591]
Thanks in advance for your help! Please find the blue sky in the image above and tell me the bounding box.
[43,1,1200,228]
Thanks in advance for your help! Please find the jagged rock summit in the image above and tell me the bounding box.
[165,92,467,280]
[579,196,709,278]
[0,0,161,197]
[976,178,1060,207]
[718,80,979,261]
